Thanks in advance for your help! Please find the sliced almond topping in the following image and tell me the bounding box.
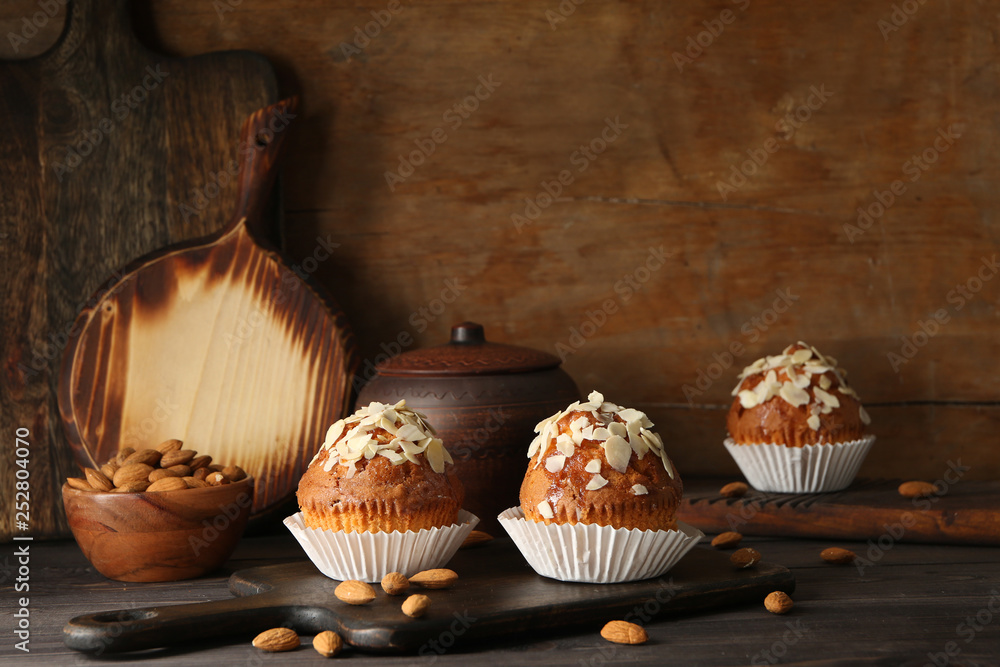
[859,405,871,425]
[604,435,632,473]
[425,439,446,473]
[586,474,608,491]
[537,500,554,519]
[592,427,611,441]
[587,390,605,405]
[779,382,810,407]
[545,454,567,473]
[806,414,821,430]
[738,390,759,409]
[395,424,424,442]
[556,433,576,457]
[814,387,840,408]
[819,374,832,390]
[632,484,648,496]
[661,451,675,479]
[791,349,813,364]
[607,422,627,438]
[585,459,602,473]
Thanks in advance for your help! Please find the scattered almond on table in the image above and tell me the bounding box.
[601,620,648,645]
[312,630,343,657]
[335,580,376,605]
[409,568,458,589]
[65,439,247,493]
[821,547,857,564]
[711,531,743,549]
[402,594,431,618]
[730,547,761,569]
[898,480,937,499]
[764,591,793,614]
[461,530,494,549]
[252,627,300,652]
[720,481,749,498]
[381,572,410,596]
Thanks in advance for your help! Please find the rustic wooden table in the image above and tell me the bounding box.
[12,529,1000,666]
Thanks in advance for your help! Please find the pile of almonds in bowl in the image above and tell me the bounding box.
[66,439,248,493]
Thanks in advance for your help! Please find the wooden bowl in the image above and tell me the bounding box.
[62,478,254,582]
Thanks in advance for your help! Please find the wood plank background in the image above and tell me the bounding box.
[3,0,998,490]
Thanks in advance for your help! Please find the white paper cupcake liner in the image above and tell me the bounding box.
[283,510,479,582]
[724,435,876,493]
[497,507,703,583]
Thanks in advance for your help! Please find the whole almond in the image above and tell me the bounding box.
[190,455,212,470]
[381,572,410,596]
[409,569,457,589]
[711,531,743,549]
[168,464,192,477]
[402,594,430,618]
[206,471,231,486]
[124,448,162,467]
[100,461,119,479]
[149,468,181,482]
[600,620,648,645]
[115,447,136,465]
[765,591,793,614]
[730,547,762,569]
[720,481,750,498]
[84,468,114,492]
[252,627,299,652]
[67,477,96,492]
[335,580,376,605]
[899,480,937,499]
[161,449,196,468]
[461,530,494,549]
[156,438,184,454]
[147,477,189,492]
[193,467,210,481]
[223,465,247,482]
[184,476,210,489]
[113,463,154,488]
[821,547,857,564]
[313,630,343,657]
[113,480,150,493]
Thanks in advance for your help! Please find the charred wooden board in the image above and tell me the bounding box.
[58,99,357,525]
[0,0,279,540]
[63,537,794,654]
[677,477,1000,546]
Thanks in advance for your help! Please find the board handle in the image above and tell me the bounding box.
[233,96,300,240]
[63,592,297,654]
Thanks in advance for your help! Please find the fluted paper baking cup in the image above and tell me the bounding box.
[284,510,479,582]
[498,508,703,583]
[724,435,876,493]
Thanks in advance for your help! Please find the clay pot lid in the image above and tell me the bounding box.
[376,322,562,376]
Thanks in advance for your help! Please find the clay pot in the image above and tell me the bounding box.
[62,477,254,582]
[356,322,579,532]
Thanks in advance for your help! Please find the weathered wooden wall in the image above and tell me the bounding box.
[4,0,998,483]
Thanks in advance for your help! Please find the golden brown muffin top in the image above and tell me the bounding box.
[728,342,871,444]
[525,391,677,520]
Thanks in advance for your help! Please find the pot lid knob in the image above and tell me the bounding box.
[450,322,486,345]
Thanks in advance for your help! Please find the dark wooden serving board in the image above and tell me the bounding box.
[678,477,1000,546]
[0,0,277,540]
[64,538,794,654]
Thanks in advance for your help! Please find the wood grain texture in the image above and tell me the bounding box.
[58,99,357,523]
[678,477,1000,546]
[134,0,1000,482]
[23,533,1000,665]
[0,0,278,541]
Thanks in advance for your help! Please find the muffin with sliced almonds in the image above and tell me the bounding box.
[500,392,701,583]
[285,400,477,583]
[724,342,875,493]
